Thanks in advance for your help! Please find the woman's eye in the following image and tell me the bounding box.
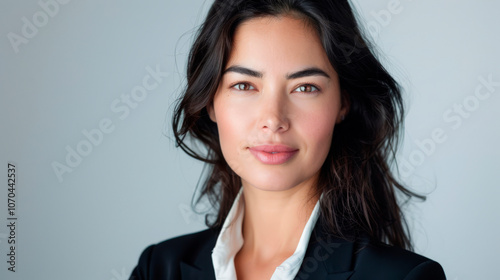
[294,84,319,93]
[232,83,255,91]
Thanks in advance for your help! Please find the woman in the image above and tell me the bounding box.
[130,0,446,279]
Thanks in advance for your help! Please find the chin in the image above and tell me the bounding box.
[243,174,304,192]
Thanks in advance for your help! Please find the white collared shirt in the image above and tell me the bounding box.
[211,187,322,280]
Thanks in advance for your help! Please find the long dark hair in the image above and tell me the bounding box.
[172,0,424,250]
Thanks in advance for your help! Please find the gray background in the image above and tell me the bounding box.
[1,0,499,279]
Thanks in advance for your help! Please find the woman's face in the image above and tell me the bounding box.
[209,15,347,192]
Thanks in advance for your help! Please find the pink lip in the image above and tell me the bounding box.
[248,145,299,165]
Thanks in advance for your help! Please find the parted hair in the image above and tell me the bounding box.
[172,0,424,250]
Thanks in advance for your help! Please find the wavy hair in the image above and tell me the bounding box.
[172,0,424,250]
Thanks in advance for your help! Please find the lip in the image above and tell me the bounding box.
[248,145,299,165]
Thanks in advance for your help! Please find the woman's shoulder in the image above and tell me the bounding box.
[304,225,445,279]
[153,227,219,256]
[130,228,219,280]
[351,240,446,279]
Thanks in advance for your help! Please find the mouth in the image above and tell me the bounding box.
[248,145,298,165]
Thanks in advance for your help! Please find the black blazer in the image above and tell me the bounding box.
[130,218,446,280]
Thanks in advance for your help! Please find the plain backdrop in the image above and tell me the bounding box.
[1,0,499,279]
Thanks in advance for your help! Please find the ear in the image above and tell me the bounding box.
[207,102,217,123]
[336,90,350,124]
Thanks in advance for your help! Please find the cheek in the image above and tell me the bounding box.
[298,102,339,156]
[304,114,336,149]
[213,99,251,171]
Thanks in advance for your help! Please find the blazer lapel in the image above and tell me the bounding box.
[177,219,363,280]
[180,229,218,280]
[295,218,360,280]
[180,261,215,280]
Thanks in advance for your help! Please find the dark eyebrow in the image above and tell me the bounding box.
[224,65,330,80]
[224,66,263,78]
[286,67,330,79]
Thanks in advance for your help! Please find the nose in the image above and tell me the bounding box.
[257,89,290,133]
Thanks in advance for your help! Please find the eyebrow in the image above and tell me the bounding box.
[224,66,263,78]
[223,65,330,79]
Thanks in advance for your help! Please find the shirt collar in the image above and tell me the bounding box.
[211,187,323,280]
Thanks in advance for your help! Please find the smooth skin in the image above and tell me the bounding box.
[208,15,348,280]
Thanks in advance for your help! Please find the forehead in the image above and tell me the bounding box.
[227,15,335,74]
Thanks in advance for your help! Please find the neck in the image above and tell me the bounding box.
[239,181,319,261]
